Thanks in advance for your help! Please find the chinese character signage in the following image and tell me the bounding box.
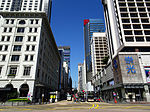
[125,56,136,74]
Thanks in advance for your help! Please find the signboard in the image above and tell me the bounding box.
[125,56,136,73]
[144,66,150,83]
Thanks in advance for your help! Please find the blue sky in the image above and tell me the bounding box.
[51,0,105,88]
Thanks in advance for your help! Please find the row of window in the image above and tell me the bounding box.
[119,0,149,1]
[0,54,34,62]
[120,7,150,12]
[121,13,150,17]
[0,45,36,52]
[0,66,31,76]
[124,30,150,35]
[122,18,149,23]
[125,36,150,42]
[3,27,38,33]
[119,2,150,7]
[0,36,37,42]
[5,19,39,25]
[123,24,150,29]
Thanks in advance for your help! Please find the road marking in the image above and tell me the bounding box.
[94,104,99,109]
[89,104,95,109]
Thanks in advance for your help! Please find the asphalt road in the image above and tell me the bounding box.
[0,101,150,112]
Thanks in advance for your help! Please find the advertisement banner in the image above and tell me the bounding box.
[144,66,150,83]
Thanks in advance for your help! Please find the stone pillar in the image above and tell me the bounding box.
[121,88,128,102]
[144,85,150,102]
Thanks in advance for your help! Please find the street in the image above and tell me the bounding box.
[0,101,150,112]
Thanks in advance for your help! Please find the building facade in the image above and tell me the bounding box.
[84,19,105,82]
[0,12,60,102]
[58,46,71,99]
[101,0,150,102]
[0,0,52,23]
[91,32,109,93]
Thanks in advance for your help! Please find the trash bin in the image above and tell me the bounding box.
[52,98,55,103]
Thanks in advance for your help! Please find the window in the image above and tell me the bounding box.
[0,46,2,51]
[140,13,147,17]
[17,27,25,33]
[4,28,7,32]
[28,36,31,41]
[29,28,32,32]
[1,36,5,41]
[130,13,138,17]
[25,55,28,61]
[6,19,9,24]
[15,36,23,42]
[135,37,144,42]
[9,67,17,75]
[33,36,36,41]
[143,25,150,29]
[26,45,30,51]
[35,20,38,24]
[119,3,126,6]
[138,8,146,12]
[23,67,31,76]
[123,24,131,29]
[32,45,35,51]
[19,20,26,24]
[141,19,149,23]
[34,28,37,32]
[128,3,135,6]
[144,31,150,35]
[121,13,128,17]
[122,19,130,23]
[11,20,14,24]
[4,45,8,51]
[2,55,6,61]
[124,30,132,35]
[129,8,136,12]
[0,66,2,75]
[13,45,22,51]
[11,55,20,61]
[134,31,143,35]
[137,3,144,6]
[30,20,34,24]
[133,25,141,29]
[7,36,10,41]
[9,28,12,32]
[30,55,34,61]
[125,37,134,42]
[120,8,127,12]
[131,19,139,23]
[146,37,150,42]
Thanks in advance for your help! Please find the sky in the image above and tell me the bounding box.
[51,0,105,88]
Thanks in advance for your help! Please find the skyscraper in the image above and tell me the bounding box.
[0,0,52,23]
[101,0,150,102]
[84,19,105,82]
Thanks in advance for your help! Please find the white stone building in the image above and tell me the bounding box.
[0,12,60,102]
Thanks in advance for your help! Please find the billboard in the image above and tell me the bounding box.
[144,66,150,83]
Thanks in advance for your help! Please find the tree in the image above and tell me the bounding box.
[102,56,109,65]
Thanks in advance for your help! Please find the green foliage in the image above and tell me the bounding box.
[8,98,30,102]
[101,56,109,64]
[8,74,16,76]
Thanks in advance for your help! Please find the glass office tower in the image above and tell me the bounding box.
[84,19,105,82]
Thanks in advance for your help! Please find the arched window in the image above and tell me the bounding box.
[19,84,29,97]
[19,20,26,25]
